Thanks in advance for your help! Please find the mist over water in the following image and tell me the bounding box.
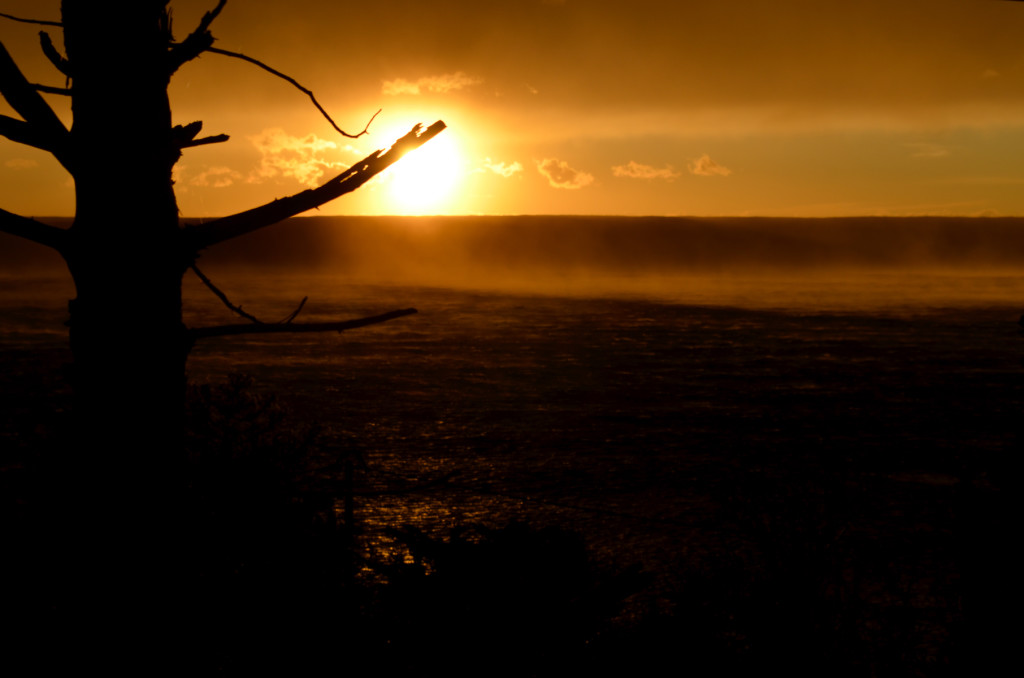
[187,215,1024,311]
[3,216,1022,349]
[3,215,1023,312]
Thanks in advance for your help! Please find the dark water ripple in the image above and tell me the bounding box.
[2,274,1020,656]
[177,282,1022,603]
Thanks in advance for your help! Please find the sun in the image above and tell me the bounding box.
[384,128,463,214]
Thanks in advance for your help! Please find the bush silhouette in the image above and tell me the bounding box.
[361,521,646,673]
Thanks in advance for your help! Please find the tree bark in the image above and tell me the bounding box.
[59,1,186,475]
[53,3,187,663]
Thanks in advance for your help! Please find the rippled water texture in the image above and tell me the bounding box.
[2,218,1021,648]
[176,276,1021,557]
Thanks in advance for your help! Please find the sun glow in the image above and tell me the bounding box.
[384,128,463,214]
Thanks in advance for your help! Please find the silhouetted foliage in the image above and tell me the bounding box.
[356,521,647,674]
[176,372,651,672]
[185,374,319,509]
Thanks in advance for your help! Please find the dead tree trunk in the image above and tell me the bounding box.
[60,2,187,490]
[1,2,444,661]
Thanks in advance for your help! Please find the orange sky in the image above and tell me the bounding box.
[2,0,1023,217]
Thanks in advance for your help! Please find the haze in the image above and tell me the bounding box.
[1,0,1022,218]
[183,215,1024,310]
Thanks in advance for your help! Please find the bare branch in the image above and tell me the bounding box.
[203,46,380,139]
[190,263,263,323]
[198,0,229,32]
[39,31,71,77]
[170,13,379,139]
[0,42,67,129]
[171,120,228,150]
[0,113,60,151]
[190,263,308,325]
[168,0,227,73]
[0,208,66,251]
[0,41,71,170]
[0,12,62,28]
[188,308,417,342]
[279,297,308,324]
[187,120,446,251]
[171,120,204,145]
[180,133,229,149]
[32,83,70,96]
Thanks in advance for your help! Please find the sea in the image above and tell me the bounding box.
[2,215,1021,666]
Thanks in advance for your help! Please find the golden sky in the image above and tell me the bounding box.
[2,0,1023,217]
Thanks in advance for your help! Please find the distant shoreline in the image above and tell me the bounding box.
[18,214,1024,223]
[5,214,1024,273]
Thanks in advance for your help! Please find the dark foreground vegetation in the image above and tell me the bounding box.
[1,368,1011,676]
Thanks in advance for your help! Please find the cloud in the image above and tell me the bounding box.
[5,158,38,169]
[382,72,482,96]
[248,128,349,187]
[481,158,523,178]
[536,158,594,189]
[612,161,680,181]
[688,154,731,177]
[189,166,243,188]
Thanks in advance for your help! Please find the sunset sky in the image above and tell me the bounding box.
[2,0,1023,217]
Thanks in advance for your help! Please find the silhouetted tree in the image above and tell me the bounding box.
[0,2,442,663]
[1,4,440,469]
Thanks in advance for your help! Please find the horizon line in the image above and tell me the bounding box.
[20,213,1024,223]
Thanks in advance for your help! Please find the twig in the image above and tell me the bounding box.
[0,12,62,28]
[203,46,379,139]
[179,134,230,149]
[278,297,308,324]
[0,41,72,170]
[168,0,227,73]
[189,263,263,324]
[38,31,70,76]
[172,120,204,142]
[191,264,309,325]
[191,0,228,38]
[188,308,417,341]
[172,121,229,150]
[32,83,70,96]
